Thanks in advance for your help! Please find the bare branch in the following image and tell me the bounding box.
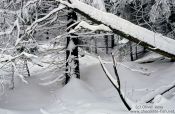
[98,56,131,111]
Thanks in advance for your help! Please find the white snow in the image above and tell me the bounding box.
[1,1,175,114]
[74,21,111,32]
[119,38,129,44]
[26,4,65,35]
[0,54,175,114]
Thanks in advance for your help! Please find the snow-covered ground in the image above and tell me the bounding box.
[0,54,175,114]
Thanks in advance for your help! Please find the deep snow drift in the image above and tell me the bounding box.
[0,55,175,114]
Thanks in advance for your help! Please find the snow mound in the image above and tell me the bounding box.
[0,108,13,114]
[41,78,128,114]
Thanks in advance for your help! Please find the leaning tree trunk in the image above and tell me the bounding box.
[65,8,80,84]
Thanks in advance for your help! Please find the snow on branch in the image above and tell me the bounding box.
[98,56,119,88]
[98,56,132,111]
[0,52,38,63]
[26,4,66,35]
[58,0,175,59]
[0,19,20,36]
[15,19,20,39]
[74,21,111,32]
[0,27,13,36]
[0,9,19,14]
[24,0,40,8]
[56,0,72,7]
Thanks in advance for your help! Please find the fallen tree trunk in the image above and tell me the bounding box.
[59,0,175,60]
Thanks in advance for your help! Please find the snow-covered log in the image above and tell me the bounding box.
[58,0,175,60]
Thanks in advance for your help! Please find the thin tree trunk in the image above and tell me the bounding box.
[135,45,138,60]
[94,37,98,54]
[129,41,134,61]
[24,59,30,77]
[111,34,115,49]
[10,64,15,89]
[105,35,109,54]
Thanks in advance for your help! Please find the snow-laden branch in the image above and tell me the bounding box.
[26,4,66,35]
[0,9,19,14]
[15,19,20,39]
[56,0,72,7]
[24,0,40,8]
[13,3,66,46]
[74,21,111,32]
[0,19,19,36]
[0,52,37,63]
[98,56,119,88]
[58,0,175,59]
[98,56,132,111]
[0,27,13,36]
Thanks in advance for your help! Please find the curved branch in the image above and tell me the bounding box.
[98,56,132,111]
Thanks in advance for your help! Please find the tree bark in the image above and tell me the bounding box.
[129,41,134,61]
[111,34,115,49]
[135,45,138,60]
[24,59,30,77]
[10,64,15,89]
[104,35,109,54]
[65,9,80,84]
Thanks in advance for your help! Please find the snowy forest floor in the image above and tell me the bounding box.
[0,54,175,114]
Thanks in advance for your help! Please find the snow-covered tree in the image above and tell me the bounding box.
[1,0,175,89]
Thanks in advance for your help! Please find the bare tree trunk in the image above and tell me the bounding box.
[111,34,115,49]
[105,35,109,54]
[135,45,138,60]
[94,37,98,54]
[10,64,15,89]
[129,41,134,61]
[24,59,30,77]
